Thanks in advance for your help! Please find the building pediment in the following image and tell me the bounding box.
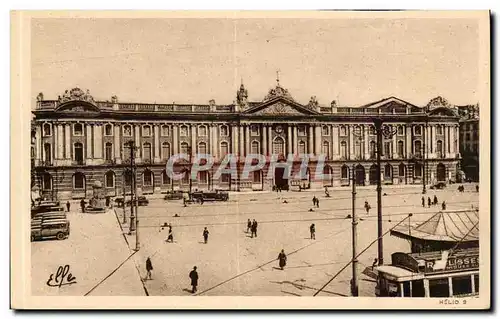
[243,97,318,116]
[55,100,100,113]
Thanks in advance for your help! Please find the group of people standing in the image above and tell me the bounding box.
[312,196,320,208]
[247,219,259,238]
[421,195,447,210]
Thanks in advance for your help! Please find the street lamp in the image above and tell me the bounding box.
[373,118,397,266]
[350,164,359,297]
[187,146,193,193]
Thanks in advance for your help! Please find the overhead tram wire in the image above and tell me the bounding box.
[129,199,477,220]
[195,227,352,296]
[313,214,413,297]
[131,208,478,229]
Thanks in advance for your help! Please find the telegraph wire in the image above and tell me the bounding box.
[313,214,411,297]
[195,227,351,296]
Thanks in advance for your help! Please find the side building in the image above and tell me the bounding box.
[31,83,462,200]
[457,104,480,182]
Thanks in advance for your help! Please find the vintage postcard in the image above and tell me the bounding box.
[11,10,490,309]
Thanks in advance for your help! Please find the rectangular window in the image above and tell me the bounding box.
[452,276,473,296]
[161,125,170,136]
[143,126,151,137]
[429,278,450,298]
[298,126,306,137]
[250,125,259,136]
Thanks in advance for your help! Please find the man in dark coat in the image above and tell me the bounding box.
[278,249,287,270]
[252,219,258,238]
[247,219,252,233]
[146,257,153,280]
[80,199,86,213]
[441,201,447,210]
[312,196,317,207]
[310,224,316,240]
[433,195,438,206]
[421,196,425,207]
[189,266,198,293]
[427,197,432,208]
[203,227,209,244]
[66,201,71,212]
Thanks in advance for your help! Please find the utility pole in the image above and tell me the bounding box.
[373,118,397,266]
[128,141,136,234]
[422,118,428,194]
[351,164,359,296]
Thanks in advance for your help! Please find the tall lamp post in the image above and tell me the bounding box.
[125,141,140,251]
[350,164,359,296]
[422,117,429,194]
[373,119,397,266]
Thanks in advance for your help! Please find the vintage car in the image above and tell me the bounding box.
[31,219,70,242]
[164,191,184,201]
[190,190,229,202]
[126,196,149,206]
[430,182,447,190]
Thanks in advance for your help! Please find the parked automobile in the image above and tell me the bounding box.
[126,196,149,206]
[114,197,125,207]
[430,182,447,190]
[190,190,229,202]
[31,219,70,242]
[164,191,184,201]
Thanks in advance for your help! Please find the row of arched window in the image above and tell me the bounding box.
[40,122,443,139]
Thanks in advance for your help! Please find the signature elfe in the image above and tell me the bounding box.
[46,265,77,288]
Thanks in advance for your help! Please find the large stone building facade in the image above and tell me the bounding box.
[457,103,480,182]
[31,83,462,200]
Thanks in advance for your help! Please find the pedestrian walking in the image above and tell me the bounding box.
[316,198,320,208]
[421,196,425,208]
[66,201,71,212]
[433,195,438,206]
[441,201,447,210]
[247,219,252,233]
[80,199,86,213]
[166,226,174,243]
[203,227,209,244]
[146,257,153,280]
[277,249,287,270]
[189,266,198,293]
[310,223,316,240]
[427,197,432,208]
[364,201,371,214]
[476,185,479,192]
[312,196,317,207]
[251,219,258,238]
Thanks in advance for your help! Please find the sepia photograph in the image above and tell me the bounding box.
[11,10,490,309]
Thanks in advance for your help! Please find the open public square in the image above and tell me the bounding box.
[115,184,479,297]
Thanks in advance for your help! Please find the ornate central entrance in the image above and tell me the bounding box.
[274,167,289,189]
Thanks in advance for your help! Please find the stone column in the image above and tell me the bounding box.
[406,125,412,157]
[210,124,216,159]
[232,126,239,155]
[114,124,121,163]
[456,125,460,154]
[293,125,298,155]
[444,125,449,158]
[287,125,293,154]
[315,125,321,156]
[308,125,314,154]
[262,124,268,156]
[349,125,354,159]
[56,124,64,160]
[64,124,71,160]
[173,124,179,155]
[364,125,369,159]
[449,125,455,158]
[86,124,93,159]
[239,125,245,157]
[35,125,42,161]
[191,125,196,153]
[392,127,397,159]
[154,125,160,163]
[134,125,141,163]
[93,124,103,159]
[245,125,250,156]
[332,125,339,158]
[268,125,273,155]
[431,125,436,159]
